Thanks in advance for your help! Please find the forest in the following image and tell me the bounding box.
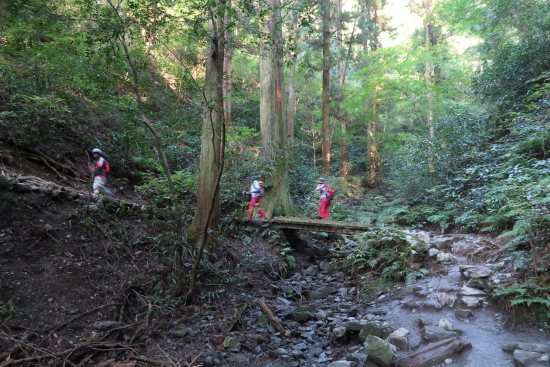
[1,0,550,366]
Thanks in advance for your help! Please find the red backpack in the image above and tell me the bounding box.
[325,184,335,200]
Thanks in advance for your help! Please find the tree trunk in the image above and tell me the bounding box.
[359,0,383,185]
[425,0,435,172]
[321,0,331,175]
[188,7,225,250]
[287,9,299,139]
[259,0,296,217]
[336,0,349,178]
[223,2,233,124]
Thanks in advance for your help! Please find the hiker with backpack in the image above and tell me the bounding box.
[89,148,113,201]
[316,178,333,220]
[243,180,269,221]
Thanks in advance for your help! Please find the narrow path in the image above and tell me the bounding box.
[382,233,546,366]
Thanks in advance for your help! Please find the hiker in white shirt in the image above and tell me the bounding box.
[316,178,330,220]
[244,180,269,221]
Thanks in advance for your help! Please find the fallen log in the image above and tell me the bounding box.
[394,337,472,367]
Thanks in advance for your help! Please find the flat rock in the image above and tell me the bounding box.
[425,297,443,311]
[223,336,241,350]
[454,309,474,321]
[513,350,550,367]
[451,241,477,256]
[460,265,493,278]
[422,326,457,343]
[430,237,453,250]
[345,320,367,333]
[462,296,483,308]
[437,252,457,264]
[503,343,550,354]
[293,304,317,322]
[167,329,188,338]
[437,293,457,308]
[319,261,337,273]
[309,286,337,300]
[460,286,487,296]
[304,265,319,277]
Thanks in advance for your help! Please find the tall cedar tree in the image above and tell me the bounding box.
[259,0,296,216]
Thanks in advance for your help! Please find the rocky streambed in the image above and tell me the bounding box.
[195,231,549,367]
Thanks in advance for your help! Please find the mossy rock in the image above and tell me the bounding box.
[363,335,398,366]
[292,304,317,322]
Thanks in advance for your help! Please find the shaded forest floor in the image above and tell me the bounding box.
[0,148,549,367]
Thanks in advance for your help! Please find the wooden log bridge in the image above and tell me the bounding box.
[271,217,372,235]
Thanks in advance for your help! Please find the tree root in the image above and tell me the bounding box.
[26,148,79,178]
[25,154,67,180]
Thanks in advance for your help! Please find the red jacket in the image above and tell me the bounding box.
[91,157,110,178]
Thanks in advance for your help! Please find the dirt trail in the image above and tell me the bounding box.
[380,233,547,367]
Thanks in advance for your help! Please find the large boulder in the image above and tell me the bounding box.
[363,335,398,367]
[358,321,390,343]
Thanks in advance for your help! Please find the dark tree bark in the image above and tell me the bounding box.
[321,0,331,175]
[259,0,296,216]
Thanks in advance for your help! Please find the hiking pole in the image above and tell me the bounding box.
[241,191,247,219]
[84,149,93,217]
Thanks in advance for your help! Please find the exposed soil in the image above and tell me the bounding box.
[0,151,549,367]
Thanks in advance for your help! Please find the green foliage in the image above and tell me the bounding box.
[405,268,429,285]
[135,169,198,205]
[334,229,426,282]
[361,277,392,298]
[494,279,550,310]
[0,300,18,323]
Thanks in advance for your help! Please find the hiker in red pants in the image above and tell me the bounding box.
[316,178,331,220]
[244,180,269,221]
[89,148,112,201]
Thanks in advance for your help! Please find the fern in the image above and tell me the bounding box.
[511,297,550,307]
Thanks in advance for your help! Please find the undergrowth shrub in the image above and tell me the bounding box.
[334,229,428,283]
